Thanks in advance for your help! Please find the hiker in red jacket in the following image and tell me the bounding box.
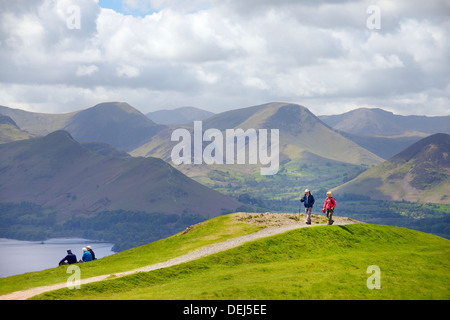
[322,191,336,225]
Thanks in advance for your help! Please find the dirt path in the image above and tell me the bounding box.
[0,213,360,300]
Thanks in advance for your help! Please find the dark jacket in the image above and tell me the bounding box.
[300,194,315,208]
[59,253,77,265]
[87,248,96,260]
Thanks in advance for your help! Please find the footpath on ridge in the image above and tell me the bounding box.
[0,213,361,300]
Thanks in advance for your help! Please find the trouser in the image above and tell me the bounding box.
[305,207,312,224]
[326,208,334,225]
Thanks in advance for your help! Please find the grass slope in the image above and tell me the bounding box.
[0,214,262,296]
[24,218,450,300]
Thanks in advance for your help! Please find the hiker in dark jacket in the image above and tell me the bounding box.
[300,189,315,225]
[59,250,77,265]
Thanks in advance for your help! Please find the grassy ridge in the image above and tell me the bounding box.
[0,214,261,296]
[32,223,450,300]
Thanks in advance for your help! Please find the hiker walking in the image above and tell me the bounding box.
[322,191,336,225]
[300,189,315,225]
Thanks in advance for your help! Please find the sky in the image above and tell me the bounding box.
[0,0,449,116]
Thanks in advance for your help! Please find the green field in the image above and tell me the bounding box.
[7,215,446,300]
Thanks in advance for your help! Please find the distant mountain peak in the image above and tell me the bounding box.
[351,107,394,115]
[91,102,143,115]
[147,106,214,125]
[320,107,450,136]
[391,133,450,165]
[45,129,74,140]
[63,102,163,151]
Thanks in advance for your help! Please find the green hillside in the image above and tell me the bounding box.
[334,133,450,204]
[0,130,240,217]
[36,224,450,300]
[1,213,446,300]
[0,213,262,296]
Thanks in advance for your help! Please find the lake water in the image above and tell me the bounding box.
[0,238,115,278]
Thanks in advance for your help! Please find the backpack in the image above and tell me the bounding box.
[325,197,336,209]
[330,197,336,207]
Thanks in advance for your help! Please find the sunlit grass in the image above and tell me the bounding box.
[33,224,450,300]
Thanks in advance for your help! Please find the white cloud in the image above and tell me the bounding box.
[76,64,99,76]
[117,64,141,78]
[0,0,448,116]
[243,77,269,91]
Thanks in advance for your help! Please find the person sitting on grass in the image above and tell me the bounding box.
[58,249,77,266]
[86,245,96,260]
[79,247,92,263]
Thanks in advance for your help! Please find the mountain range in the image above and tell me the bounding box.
[2,102,384,167]
[319,108,450,159]
[3,102,447,163]
[0,101,449,249]
[319,108,450,136]
[1,102,165,152]
[133,102,384,167]
[1,102,448,198]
